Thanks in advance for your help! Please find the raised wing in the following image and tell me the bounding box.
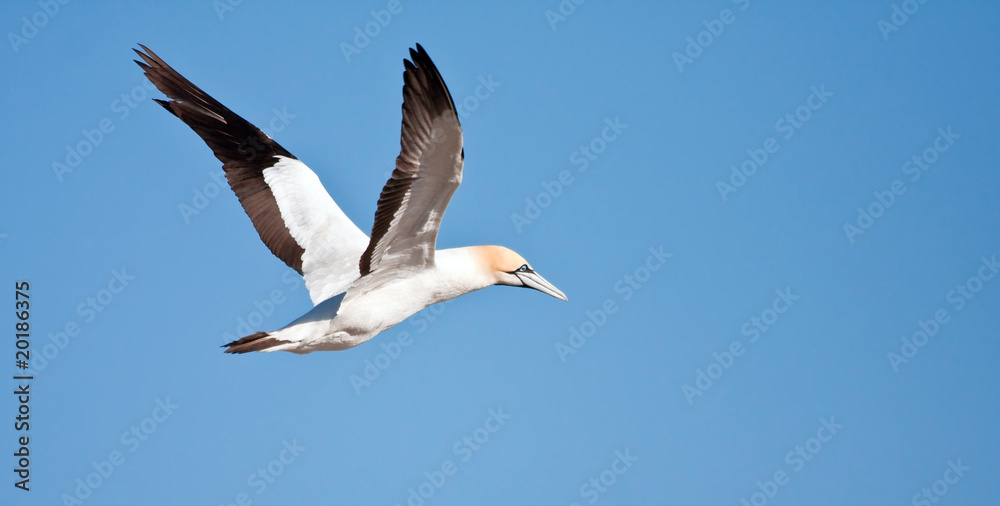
[358,44,463,285]
[134,45,369,304]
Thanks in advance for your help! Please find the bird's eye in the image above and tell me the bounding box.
[517,265,529,272]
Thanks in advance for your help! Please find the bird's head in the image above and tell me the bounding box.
[477,246,568,301]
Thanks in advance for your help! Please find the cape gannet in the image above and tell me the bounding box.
[134,44,567,354]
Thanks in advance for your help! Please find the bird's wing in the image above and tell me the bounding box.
[134,45,370,305]
[357,44,463,289]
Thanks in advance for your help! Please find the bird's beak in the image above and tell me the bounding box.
[516,271,568,301]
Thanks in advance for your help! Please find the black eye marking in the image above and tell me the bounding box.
[514,264,531,273]
[507,264,532,274]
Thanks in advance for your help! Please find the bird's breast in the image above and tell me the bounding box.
[335,275,445,335]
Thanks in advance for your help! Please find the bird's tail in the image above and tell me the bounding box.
[223,332,293,354]
[222,293,347,354]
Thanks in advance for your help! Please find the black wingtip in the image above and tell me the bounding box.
[408,43,432,66]
[133,44,151,61]
[399,42,458,123]
[152,99,174,115]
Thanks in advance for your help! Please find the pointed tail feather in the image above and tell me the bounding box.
[223,332,292,354]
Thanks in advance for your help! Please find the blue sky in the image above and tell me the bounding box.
[2,1,999,504]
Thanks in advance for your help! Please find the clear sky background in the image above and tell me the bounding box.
[2,1,999,505]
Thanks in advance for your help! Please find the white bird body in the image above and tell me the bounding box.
[134,44,566,354]
[272,247,496,353]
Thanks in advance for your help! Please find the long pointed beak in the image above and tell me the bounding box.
[517,271,568,301]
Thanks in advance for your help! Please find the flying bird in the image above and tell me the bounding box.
[134,44,567,354]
